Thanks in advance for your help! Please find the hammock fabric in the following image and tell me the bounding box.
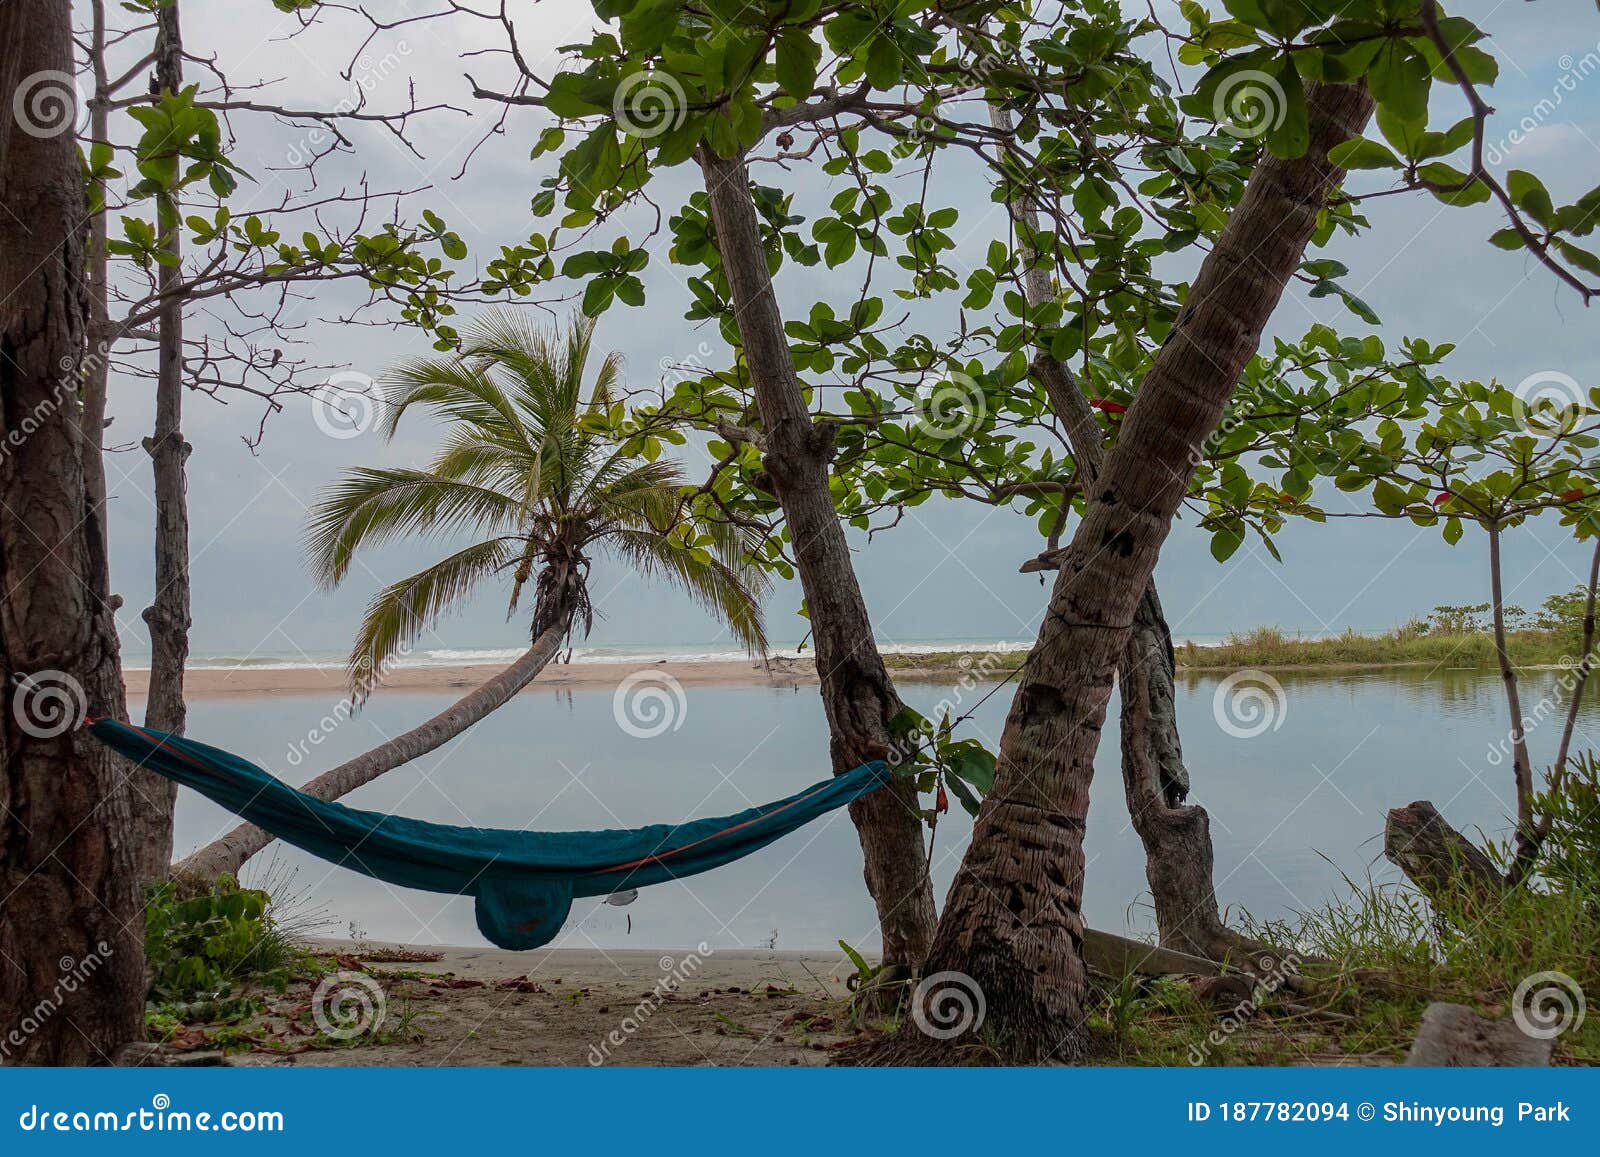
[88,718,890,950]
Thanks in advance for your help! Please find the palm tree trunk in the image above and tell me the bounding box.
[1,0,146,1061]
[990,100,1234,958]
[175,617,569,882]
[697,147,937,973]
[135,0,188,882]
[859,82,1373,1064]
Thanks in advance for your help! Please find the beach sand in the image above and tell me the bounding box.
[234,944,864,1066]
[124,654,979,699]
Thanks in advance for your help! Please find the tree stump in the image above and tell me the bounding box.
[1384,801,1508,917]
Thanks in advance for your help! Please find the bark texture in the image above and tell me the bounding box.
[698,148,936,971]
[857,83,1374,1064]
[1,0,146,1062]
[987,98,1234,957]
[134,0,189,880]
[1383,800,1509,919]
[1023,250,1236,960]
[176,617,571,881]
[82,0,115,572]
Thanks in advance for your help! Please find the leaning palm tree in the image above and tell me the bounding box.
[176,311,768,880]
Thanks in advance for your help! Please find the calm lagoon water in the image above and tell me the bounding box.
[166,668,1600,952]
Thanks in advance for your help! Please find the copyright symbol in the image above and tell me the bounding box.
[1357,1102,1375,1121]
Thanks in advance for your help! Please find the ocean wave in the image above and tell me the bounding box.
[133,638,1044,673]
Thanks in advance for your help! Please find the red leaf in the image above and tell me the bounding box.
[1089,399,1127,414]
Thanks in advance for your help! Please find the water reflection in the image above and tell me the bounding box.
[169,667,1600,951]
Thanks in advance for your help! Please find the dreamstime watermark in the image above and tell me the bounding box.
[1,944,114,1061]
[17,1094,283,1133]
[10,70,88,140]
[612,71,686,140]
[0,370,79,467]
[1485,43,1600,166]
[1511,370,1587,440]
[1213,70,1287,141]
[286,43,414,167]
[613,669,688,738]
[910,970,986,1040]
[1511,970,1585,1040]
[586,944,712,1064]
[1212,668,1287,739]
[11,670,88,740]
[284,640,414,767]
[311,971,386,1040]
[311,370,383,439]
[911,372,986,439]
[1485,650,1596,768]
[893,52,1007,162]
[886,650,1010,769]
[658,341,717,390]
[1187,953,1302,1065]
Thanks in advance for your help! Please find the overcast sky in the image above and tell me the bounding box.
[97,0,1600,662]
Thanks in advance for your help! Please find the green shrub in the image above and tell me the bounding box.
[1534,752,1600,902]
[144,876,295,1002]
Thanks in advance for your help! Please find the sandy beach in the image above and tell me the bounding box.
[234,944,865,1067]
[123,654,997,699]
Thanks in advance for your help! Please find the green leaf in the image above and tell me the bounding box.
[776,29,821,100]
[1327,137,1400,171]
[1210,526,1244,562]
[620,0,681,55]
[581,277,616,317]
[864,36,903,90]
[1369,41,1431,127]
[1263,55,1308,159]
[1507,170,1554,226]
[945,745,996,794]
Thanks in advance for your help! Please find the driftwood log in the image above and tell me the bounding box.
[1384,800,1509,916]
[1405,1002,1553,1066]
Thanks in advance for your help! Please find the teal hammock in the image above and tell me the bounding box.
[88,718,890,950]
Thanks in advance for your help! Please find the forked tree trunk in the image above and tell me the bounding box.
[1,0,147,1062]
[176,617,570,881]
[988,108,1235,957]
[858,82,1373,1064]
[698,148,937,972]
[135,0,189,881]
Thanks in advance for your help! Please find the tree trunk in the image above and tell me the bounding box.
[135,0,188,881]
[698,148,937,972]
[1486,521,1536,867]
[987,103,1234,958]
[82,0,114,571]
[175,619,570,881]
[856,82,1373,1064]
[1,0,146,1062]
[1117,587,1248,961]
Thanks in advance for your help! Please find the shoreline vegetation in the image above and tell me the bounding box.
[133,609,1587,700]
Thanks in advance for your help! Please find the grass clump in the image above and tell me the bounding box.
[1094,758,1600,1066]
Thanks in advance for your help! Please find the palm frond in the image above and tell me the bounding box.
[304,469,523,588]
[346,538,520,697]
[605,528,770,655]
